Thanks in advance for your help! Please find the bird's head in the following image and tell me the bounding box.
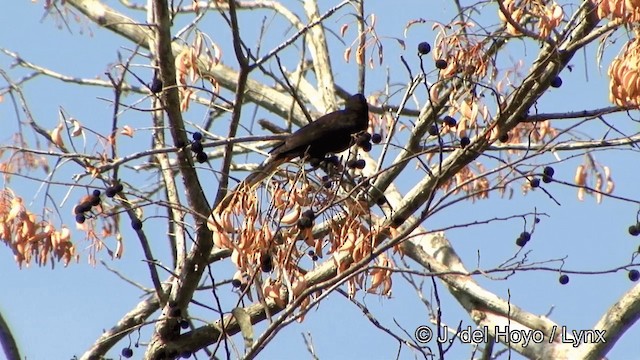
[345,93,368,113]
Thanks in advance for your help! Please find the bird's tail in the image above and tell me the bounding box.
[207,157,284,232]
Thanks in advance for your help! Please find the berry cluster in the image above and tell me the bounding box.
[74,190,102,224]
[191,132,208,163]
[542,166,554,183]
[308,249,319,262]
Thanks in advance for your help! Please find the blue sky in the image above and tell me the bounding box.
[1,1,640,359]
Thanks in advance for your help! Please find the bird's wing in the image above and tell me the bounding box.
[270,110,359,157]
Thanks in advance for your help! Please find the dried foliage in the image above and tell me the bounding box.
[608,37,640,107]
[499,0,564,39]
[0,190,77,267]
[209,166,395,310]
[594,0,640,22]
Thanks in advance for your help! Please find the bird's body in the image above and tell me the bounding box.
[269,93,369,160]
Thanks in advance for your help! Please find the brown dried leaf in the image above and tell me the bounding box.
[70,118,83,137]
[340,23,349,37]
[120,125,134,138]
[50,123,64,148]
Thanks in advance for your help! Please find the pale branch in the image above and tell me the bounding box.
[1,48,144,90]
[79,293,162,360]
[574,283,640,359]
[524,105,640,122]
[417,134,640,152]
[147,0,213,356]
[355,0,366,93]
[151,99,185,268]
[250,0,350,70]
[303,0,339,113]
[214,0,250,206]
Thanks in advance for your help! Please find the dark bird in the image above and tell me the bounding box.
[209,94,369,223]
[269,93,369,161]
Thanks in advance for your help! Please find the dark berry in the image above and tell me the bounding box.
[231,279,242,288]
[629,224,640,236]
[358,132,372,143]
[298,216,313,229]
[418,42,431,55]
[261,254,273,273]
[559,274,569,285]
[311,255,319,261]
[149,77,163,94]
[515,236,528,247]
[321,175,330,182]
[115,183,124,193]
[550,76,562,88]
[327,155,340,165]
[520,232,531,242]
[191,141,203,153]
[435,59,448,69]
[308,250,315,256]
[309,157,322,168]
[131,218,143,231]
[359,141,372,152]
[376,195,387,206]
[196,151,208,163]
[90,195,101,207]
[105,187,116,198]
[346,159,358,169]
[122,347,134,358]
[499,133,509,143]
[628,269,640,282]
[371,133,382,144]
[323,181,332,189]
[543,166,555,177]
[460,136,470,148]
[428,124,439,136]
[443,116,457,127]
[180,320,190,329]
[354,159,366,169]
[535,217,541,224]
[92,189,101,197]
[192,132,203,141]
[530,178,540,188]
[302,209,315,220]
[542,175,553,183]
[75,214,86,224]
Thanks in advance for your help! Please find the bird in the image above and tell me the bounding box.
[269,93,369,161]
[208,93,369,227]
